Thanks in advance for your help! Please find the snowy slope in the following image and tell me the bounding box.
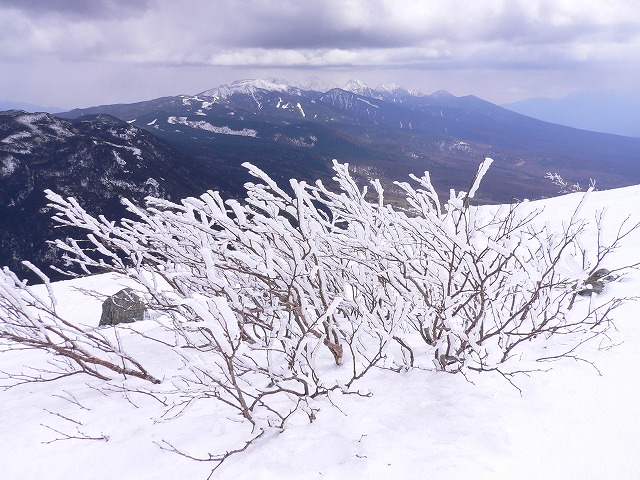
[1,185,640,480]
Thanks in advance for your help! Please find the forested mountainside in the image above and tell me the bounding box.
[0,110,219,281]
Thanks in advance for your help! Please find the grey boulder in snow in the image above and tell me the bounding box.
[99,288,146,326]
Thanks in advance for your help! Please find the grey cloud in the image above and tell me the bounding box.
[1,0,639,108]
[221,3,421,49]
[4,0,639,67]
[482,1,640,46]
[249,0,638,50]
[0,0,151,19]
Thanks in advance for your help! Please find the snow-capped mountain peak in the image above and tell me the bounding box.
[378,82,400,93]
[378,83,426,98]
[341,79,374,96]
[295,76,333,93]
[197,77,428,102]
[338,79,426,100]
[199,78,298,100]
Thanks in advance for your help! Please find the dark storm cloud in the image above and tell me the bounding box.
[219,2,424,50]
[0,0,151,19]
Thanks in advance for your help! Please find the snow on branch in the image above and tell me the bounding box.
[1,157,636,470]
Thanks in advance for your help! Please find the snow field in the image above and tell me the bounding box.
[1,185,640,479]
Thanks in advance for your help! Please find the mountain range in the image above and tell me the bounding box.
[3,78,640,280]
[59,78,640,202]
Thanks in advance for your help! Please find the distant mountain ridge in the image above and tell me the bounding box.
[196,77,429,102]
[59,78,640,207]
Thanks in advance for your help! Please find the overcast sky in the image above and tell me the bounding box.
[1,0,639,109]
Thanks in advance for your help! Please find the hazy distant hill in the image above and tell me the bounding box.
[0,100,63,114]
[502,91,640,138]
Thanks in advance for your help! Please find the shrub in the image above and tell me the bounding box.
[1,158,635,467]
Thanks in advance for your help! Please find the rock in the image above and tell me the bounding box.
[99,288,146,326]
[577,268,614,296]
[590,268,612,281]
[578,281,605,296]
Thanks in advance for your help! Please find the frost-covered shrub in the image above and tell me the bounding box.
[40,158,628,376]
[1,157,633,464]
[380,161,605,372]
[39,162,408,428]
[298,159,626,373]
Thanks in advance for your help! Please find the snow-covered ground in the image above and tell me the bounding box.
[2,185,640,480]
